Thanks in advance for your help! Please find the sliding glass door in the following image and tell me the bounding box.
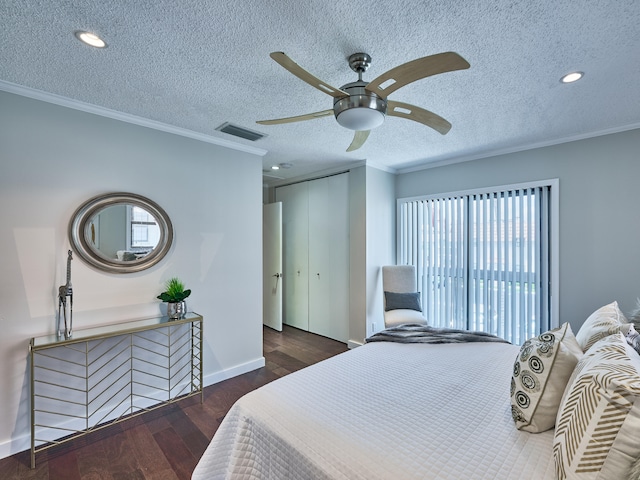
[398,182,554,344]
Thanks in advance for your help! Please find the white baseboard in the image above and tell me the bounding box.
[203,357,266,386]
[348,340,363,349]
[0,433,29,460]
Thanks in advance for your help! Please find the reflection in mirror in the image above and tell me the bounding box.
[70,193,173,274]
[87,205,160,261]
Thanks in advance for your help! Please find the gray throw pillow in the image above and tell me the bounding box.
[384,291,422,312]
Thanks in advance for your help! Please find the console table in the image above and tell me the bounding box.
[29,312,203,468]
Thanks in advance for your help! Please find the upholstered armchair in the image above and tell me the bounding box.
[382,265,428,328]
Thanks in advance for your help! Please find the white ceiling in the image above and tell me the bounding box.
[1,0,639,185]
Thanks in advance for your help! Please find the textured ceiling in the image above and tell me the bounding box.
[1,0,639,185]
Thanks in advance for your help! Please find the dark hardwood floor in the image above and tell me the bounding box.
[0,325,349,480]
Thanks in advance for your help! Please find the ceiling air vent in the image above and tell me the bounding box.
[216,122,266,141]
[262,170,284,180]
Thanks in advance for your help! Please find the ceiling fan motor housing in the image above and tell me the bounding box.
[333,81,387,131]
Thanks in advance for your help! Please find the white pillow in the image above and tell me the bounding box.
[574,301,630,352]
[383,309,427,328]
[553,333,640,479]
[510,323,583,433]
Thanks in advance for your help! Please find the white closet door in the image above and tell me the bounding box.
[308,177,330,336]
[308,173,349,342]
[275,182,309,331]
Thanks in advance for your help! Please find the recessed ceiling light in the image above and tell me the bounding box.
[560,71,583,84]
[271,165,280,170]
[74,31,107,48]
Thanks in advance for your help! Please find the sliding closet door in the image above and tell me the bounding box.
[276,173,349,343]
[275,182,309,331]
[308,173,349,342]
[308,177,330,336]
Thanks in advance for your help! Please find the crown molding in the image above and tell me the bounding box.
[397,123,640,174]
[364,160,397,174]
[0,80,268,157]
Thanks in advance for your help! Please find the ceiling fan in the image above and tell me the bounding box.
[257,51,470,152]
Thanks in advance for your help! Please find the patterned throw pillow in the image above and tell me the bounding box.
[574,301,630,352]
[510,323,583,433]
[553,333,640,479]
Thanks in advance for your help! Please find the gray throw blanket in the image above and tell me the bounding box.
[365,323,511,344]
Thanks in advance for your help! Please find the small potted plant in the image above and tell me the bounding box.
[157,277,191,319]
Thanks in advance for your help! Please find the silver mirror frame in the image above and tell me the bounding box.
[69,192,174,274]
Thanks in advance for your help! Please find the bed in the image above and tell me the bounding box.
[192,338,555,479]
[193,301,640,480]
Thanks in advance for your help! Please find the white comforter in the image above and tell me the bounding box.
[193,341,555,479]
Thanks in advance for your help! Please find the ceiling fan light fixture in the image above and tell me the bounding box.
[261,50,470,149]
[74,31,107,48]
[336,107,385,131]
[560,71,583,83]
[333,81,387,131]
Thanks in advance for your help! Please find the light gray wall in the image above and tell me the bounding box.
[348,166,367,345]
[0,91,264,458]
[396,128,640,333]
[365,166,396,336]
[348,165,396,345]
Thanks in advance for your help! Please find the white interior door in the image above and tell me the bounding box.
[263,202,282,331]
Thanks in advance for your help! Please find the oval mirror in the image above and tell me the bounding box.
[69,193,173,273]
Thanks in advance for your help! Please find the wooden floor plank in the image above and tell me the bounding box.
[48,449,80,480]
[75,439,114,480]
[152,427,196,480]
[180,402,221,439]
[160,408,210,458]
[122,424,177,480]
[101,430,141,478]
[2,325,348,479]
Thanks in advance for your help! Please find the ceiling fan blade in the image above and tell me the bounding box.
[387,101,452,134]
[257,109,334,125]
[346,130,370,152]
[270,52,348,98]
[365,52,470,98]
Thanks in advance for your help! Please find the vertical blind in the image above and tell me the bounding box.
[398,185,551,344]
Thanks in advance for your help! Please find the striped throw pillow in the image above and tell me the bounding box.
[553,333,640,479]
[574,301,630,352]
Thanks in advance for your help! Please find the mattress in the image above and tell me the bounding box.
[192,341,556,479]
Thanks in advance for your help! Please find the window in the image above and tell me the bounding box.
[128,206,160,249]
[397,181,557,344]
